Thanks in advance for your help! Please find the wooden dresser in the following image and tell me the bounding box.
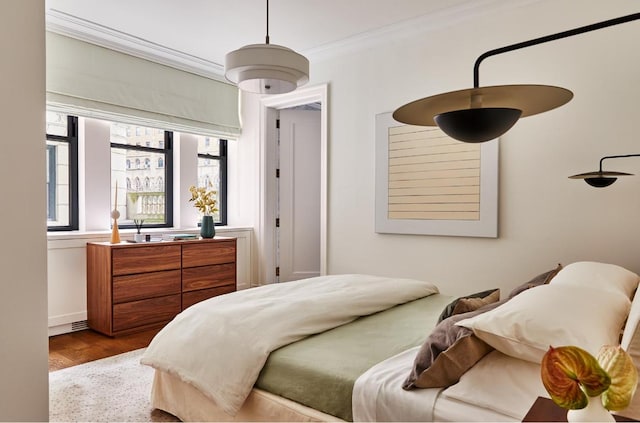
[86,237,236,336]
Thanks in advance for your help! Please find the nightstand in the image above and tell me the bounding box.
[523,397,635,422]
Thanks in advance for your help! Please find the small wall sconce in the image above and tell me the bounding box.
[569,154,640,188]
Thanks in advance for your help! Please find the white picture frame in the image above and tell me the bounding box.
[375,112,499,238]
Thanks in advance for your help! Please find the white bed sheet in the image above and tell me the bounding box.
[353,347,441,422]
[432,395,517,422]
[353,347,547,422]
[441,350,549,420]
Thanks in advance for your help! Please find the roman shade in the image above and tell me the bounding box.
[46,32,240,137]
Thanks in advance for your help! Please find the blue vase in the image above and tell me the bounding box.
[200,215,215,238]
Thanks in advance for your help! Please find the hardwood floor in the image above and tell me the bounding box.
[49,327,161,372]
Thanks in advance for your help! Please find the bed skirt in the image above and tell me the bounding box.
[150,370,346,422]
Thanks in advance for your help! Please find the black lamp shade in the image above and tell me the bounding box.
[568,170,633,188]
[584,177,618,188]
[434,108,523,143]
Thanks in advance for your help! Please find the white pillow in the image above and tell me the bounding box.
[456,284,630,363]
[442,350,548,420]
[550,261,639,299]
[622,288,640,350]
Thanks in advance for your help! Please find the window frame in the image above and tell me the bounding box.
[110,130,174,229]
[46,144,56,220]
[47,115,79,232]
[198,138,227,226]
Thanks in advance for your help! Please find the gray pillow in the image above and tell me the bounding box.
[437,288,500,323]
[507,263,563,299]
[403,300,505,390]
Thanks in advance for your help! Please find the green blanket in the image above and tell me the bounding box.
[255,293,452,421]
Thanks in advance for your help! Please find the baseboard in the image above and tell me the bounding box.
[49,311,88,336]
[49,320,89,337]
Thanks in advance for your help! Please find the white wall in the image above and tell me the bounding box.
[234,91,263,284]
[244,0,640,297]
[0,1,49,420]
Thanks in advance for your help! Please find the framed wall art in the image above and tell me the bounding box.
[375,112,498,238]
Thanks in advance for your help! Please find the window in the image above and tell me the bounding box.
[111,122,173,228]
[196,135,227,225]
[46,112,78,231]
[157,157,164,168]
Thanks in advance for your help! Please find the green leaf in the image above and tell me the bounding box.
[541,346,611,409]
[598,345,638,411]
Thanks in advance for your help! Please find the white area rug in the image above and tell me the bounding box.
[49,348,178,422]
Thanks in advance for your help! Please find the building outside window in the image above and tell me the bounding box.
[46,111,78,231]
[110,122,173,228]
[196,135,227,225]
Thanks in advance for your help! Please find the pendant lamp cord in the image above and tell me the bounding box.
[473,12,640,88]
[598,154,640,173]
[265,0,270,44]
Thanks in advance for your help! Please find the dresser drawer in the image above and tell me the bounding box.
[112,245,181,276]
[112,294,181,332]
[113,270,181,304]
[182,263,236,292]
[182,241,236,268]
[182,285,236,309]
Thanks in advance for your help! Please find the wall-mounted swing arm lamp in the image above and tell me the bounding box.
[569,154,640,188]
[225,0,309,94]
[393,13,640,143]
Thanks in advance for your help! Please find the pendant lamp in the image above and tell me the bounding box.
[225,0,309,94]
[569,154,640,188]
[394,13,640,143]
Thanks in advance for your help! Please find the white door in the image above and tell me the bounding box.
[278,108,321,282]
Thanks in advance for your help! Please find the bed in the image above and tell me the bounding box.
[141,262,640,422]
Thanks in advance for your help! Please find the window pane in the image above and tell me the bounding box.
[46,140,70,227]
[110,121,170,228]
[197,157,221,222]
[111,122,164,147]
[197,135,220,156]
[46,111,67,137]
[111,148,167,226]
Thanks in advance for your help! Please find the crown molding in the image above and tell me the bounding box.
[46,9,227,82]
[46,1,543,81]
[304,0,544,62]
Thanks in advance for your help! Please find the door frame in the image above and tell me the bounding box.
[258,84,328,285]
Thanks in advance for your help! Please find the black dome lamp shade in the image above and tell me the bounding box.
[393,13,640,143]
[569,171,630,188]
[569,154,640,188]
[434,108,522,143]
